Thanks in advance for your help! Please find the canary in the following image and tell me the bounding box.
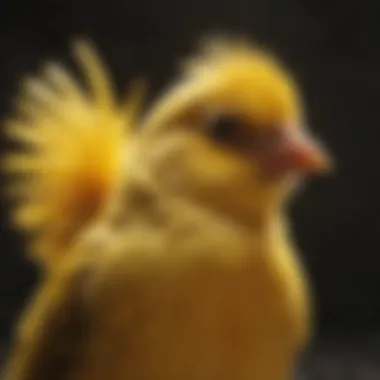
[1,37,331,380]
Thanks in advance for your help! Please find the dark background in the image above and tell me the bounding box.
[0,0,380,378]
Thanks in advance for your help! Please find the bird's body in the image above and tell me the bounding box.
[1,37,330,380]
[4,181,310,380]
[67,190,310,380]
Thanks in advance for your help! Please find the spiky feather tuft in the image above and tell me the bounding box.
[2,39,144,269]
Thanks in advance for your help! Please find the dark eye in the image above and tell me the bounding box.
[207,114,243,145]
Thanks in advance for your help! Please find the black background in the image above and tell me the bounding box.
[0,0,380,377]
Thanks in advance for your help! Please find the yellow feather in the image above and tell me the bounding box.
[2,39,145,268]
[41,62,86,100]
[72,39,116,110]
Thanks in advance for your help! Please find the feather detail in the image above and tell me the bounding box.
[2,39,145,269]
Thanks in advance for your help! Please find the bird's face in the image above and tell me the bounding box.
[141,40,331,222]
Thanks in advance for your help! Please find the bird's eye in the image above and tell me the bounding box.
[207,114,243,145]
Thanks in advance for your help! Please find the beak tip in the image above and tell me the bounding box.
[313,149,334,175]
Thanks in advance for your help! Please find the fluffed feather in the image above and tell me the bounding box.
[2,40,145,269]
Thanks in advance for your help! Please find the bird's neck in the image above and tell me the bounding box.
[99,171,290,251]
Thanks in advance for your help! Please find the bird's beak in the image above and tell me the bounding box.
[261,127,332,177]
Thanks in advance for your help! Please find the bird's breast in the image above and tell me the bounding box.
[76,221,310,380]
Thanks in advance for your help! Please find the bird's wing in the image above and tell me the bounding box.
[2,39,145,269]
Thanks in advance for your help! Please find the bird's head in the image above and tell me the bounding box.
[139,38,332,224]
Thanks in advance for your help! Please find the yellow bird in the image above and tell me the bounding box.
[1,37,331,380]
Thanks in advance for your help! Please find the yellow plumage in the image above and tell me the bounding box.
[2,37,331,380]
[2,40,144,269]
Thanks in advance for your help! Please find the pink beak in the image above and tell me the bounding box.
[262,128,332,177]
